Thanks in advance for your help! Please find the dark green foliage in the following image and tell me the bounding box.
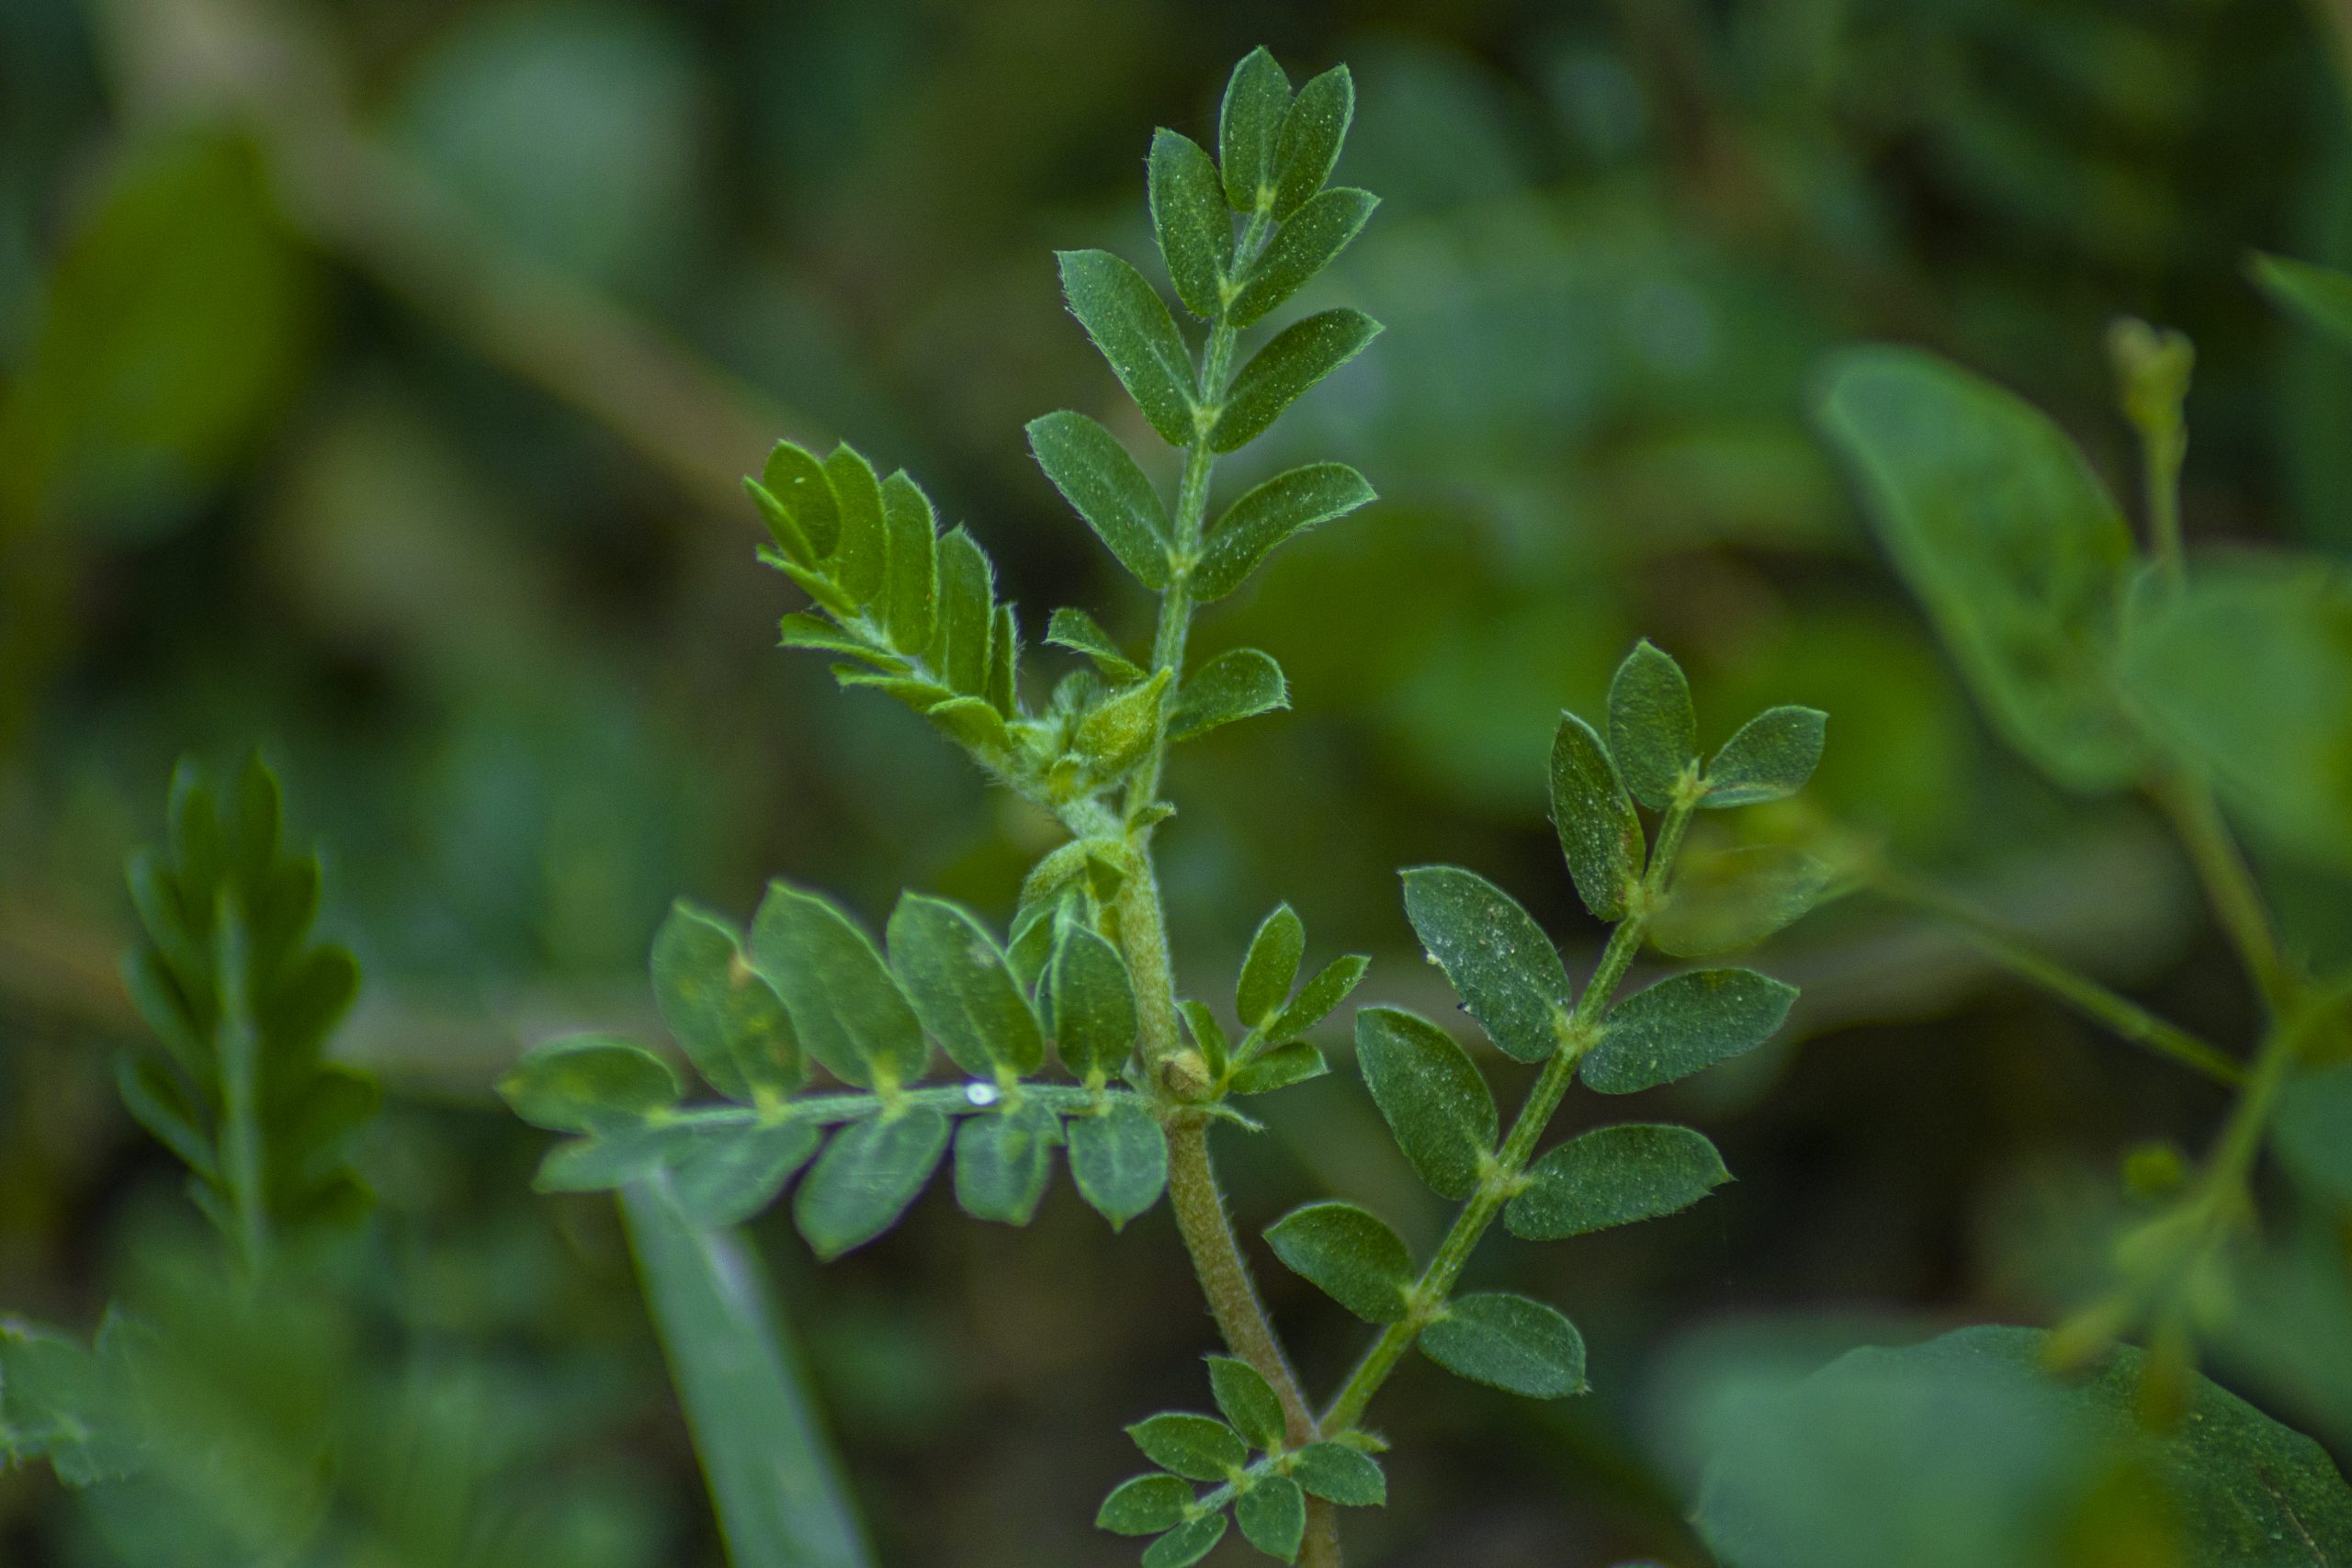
[1401,865,1573,1064]
[1419,1292,1587,1398]
[1549,712,1643,921]
[1068,1097,1169,1230]
[1355,1006,1496,1201]
[1168,649,1289,740]
[1583,968,1798,1094]
[1609,639,1698,810]
[1215,310,1382,451]
[1206,1356,1287,1450]
[1056,249,1198,446]
[1506,1124,1731,1239]
[1191,463,1376,602]
[1027,410,1176,590]
[1265,1201,1415,1323]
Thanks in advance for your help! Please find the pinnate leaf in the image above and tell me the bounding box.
[1609,639,1697,810]
[1207,1355,1286,1450]
[1265,1201,1414,1323]
[1583,968,1797,1095]
[1228,187,1377,329]
[502,1034,678,1133]
[1057,248,1198,447]
[652,901,802,1102]
[748,881,928,1089]
[1168,648,1289,741]
[1704,706,1827,808]
[792,1108,949,1258]
[1355,1006,1496,1201]
[1027,410,1174,590]
[1506,1123,1729,1240]
[1193,462,1375,602]
[1214,309,1381,452]
[1401,865,1574,1065]
[1419,1292,1587,1398]
[1550,712,1643,922]
[1069,1095,1167,1229]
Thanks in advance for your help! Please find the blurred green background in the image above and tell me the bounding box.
[5,0,2350,1562]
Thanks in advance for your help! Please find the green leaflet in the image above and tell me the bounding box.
[886,892,1045,1077]
[535,1121,699,1192]
[1814,345,2142,793]
[1026,410,1175,589]
[1704,706,1828,808]
[1264,1201,1414,1323]
[1069,1096,1168,1229]
[749,882,929,1089]
[651,900,803,1103]
[501,1034,680,1133]
[1238,1474,1306,1561]
[1355,1006,1497,1201]
[1692,1326,2352,1568]
[1049,918,1140,1081]
[1266,953,1369,1038]
[1506,1123,1729,1240]
[989,603,1019,717]
[2120,556,2352,871]
[1582,968,1798,1095]
[823,444,888,607]
[0,1316,139,1487]
[1074,667,1174,777]
[1130,1412,1249,1483]
[1289,1442,1385,1506]
[953,1100,1062,1225]
[1550,712,1643,922]
[1236,904,1306,1029]
[1228,1041,1328,1095]
[1098,1473,1193,1536]
[1400,865,1574,1065]
[878,470,938,654]
[1144,1514,1228,1568]
[669,1121,824,1229]
[1206,1356,1286,1450]
[1149,129,1231,321]
[1214,309,1381,452]
[791,1107,950,1258]
[1419,1292,1587,1399]
[934,527,994,696]
[1168,648,1288,741]
[778,613,892,664]
[1192,462,1375,601]
[1227,188,1378,329]
[1270,65,1354,220]
[763,442,841,559]
[1608,639,1697,810]
[2250,251,2352,352]
[1219,48,1291,212]
[1057,248,1198,447]
[1180,1000,1231,1080]
[1045,606,1143,682]
[1652,843,1834,959]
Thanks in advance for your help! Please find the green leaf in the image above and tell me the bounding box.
[1815,345,2142,792]
[878,470,938,655]
[1705,706,1828,808]
[1069,1096,1168,1229]
[824,445,888,606]
[988,603,1018,717]
[1289,1442,1385,1506]
[2120,557,2352,870]
[1206,1355,1286,1450]
[1236,904,1306,1029]
[1046,606,1143,683]
[1691,1326,2352,1568]
[1265,1201,1414,1323]
[501,1034,679,1134]
[1130,1412,1250,1483]
[1026,410,1174,590]
[1401,865,1574,1065]
[1144,1514,1229,1568]
[1271,65,1354,220]
[652,901,803,1103]
[1168,648,1289,741]
[1227,1041,1328,1095]
[1227,187,1377,329]
[1049,919,1140,1081]
[669,1122,824,1228]
[747,478,816,568]
[1150,129,1232,321]
[1075,668,1174,777]
[2250,252,2352,352]
[763,442,841,559]
[1608,639,1698,810]
[934,527,994,696]
[1214,308,1382,452]
[777,613,893,665]
[1193,462,1375,602]
[1219,48,1292,211]
[1583,968,1798,1095]
[619,1182,875,1568]
[748,882,928,1089]
[1550,712,1643,922]
[927,694,1012,756]
[1057,248,1197,447]
[766,549,861,619]
[1238,1474,1306,1561]
[953,1100,1062,1225]
[792,1108,950,1258]
[1180,999,1231,1080]
[0,1318,138,1486]
[886,893,1044,1077]
[1652,843,1834,959]
[1419,1292,1587,1398]
[1098,1473,1194,1536]
[1266,953,1369,1038]
[1506,1123,1729,1240]
[535,1120,698,1192]
[1354,1006,1497,1201]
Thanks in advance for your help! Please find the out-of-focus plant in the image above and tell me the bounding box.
[496,47,1828,1568]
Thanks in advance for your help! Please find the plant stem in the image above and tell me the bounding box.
[1165,1119,1318,1441]
[1868,868,2245,1087]
[2150,773,2297,1016]
[213,897,271,1280]
[1320,794,1700,1434]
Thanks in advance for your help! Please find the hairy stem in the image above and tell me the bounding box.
[1320,793,1700,1434]
[1166,1120,1318,1439]
[1869,868,2245,1087]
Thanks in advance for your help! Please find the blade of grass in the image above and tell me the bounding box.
[621,1177,874,1568]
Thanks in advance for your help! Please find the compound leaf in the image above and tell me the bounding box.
[1227,1041,1328,1095]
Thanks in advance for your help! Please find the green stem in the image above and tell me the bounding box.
[1319,793,1701,1435]
[2151,773,2297,1016]
[1869,868,2245,1087]
[213,896,270,1280]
